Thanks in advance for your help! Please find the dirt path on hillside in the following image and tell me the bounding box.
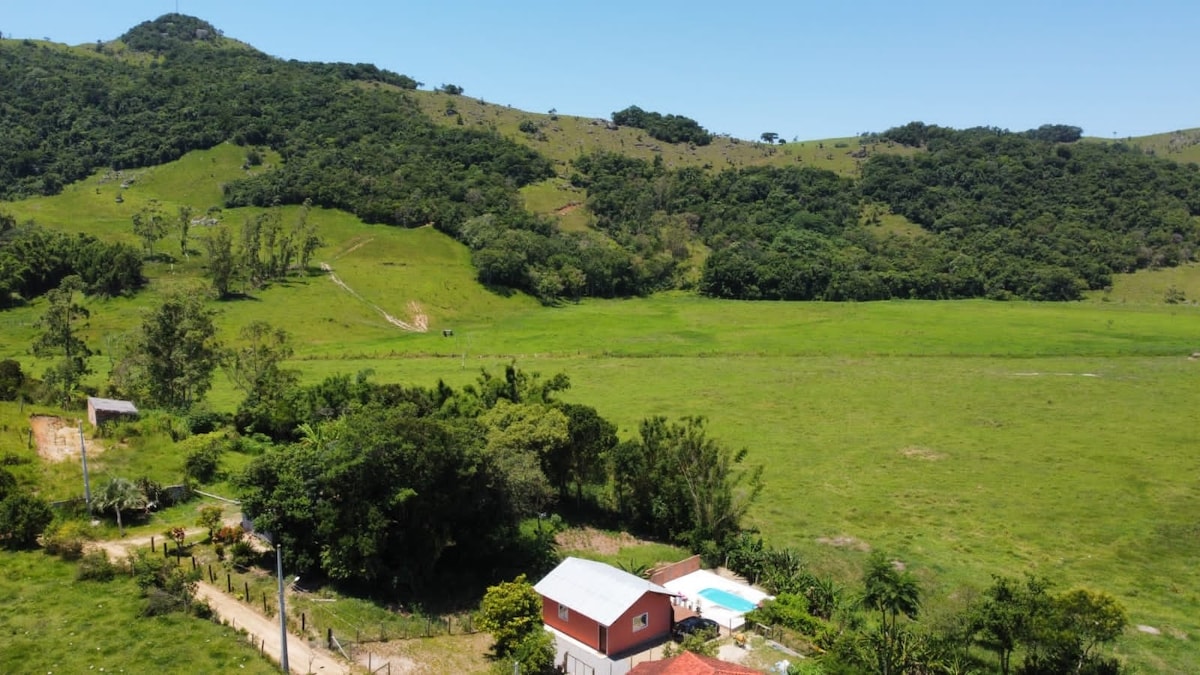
[319,262,429,333]
[92,523,352,674]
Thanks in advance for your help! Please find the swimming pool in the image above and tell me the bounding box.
[698,587,757,613]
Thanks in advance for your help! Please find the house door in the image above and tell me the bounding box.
[598,625,608,654]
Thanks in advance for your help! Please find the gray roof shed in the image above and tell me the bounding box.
[533,556,676,626]
[88,397,139,414]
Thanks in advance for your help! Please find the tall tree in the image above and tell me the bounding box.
[552,402,615,501]
[295,198,322,272]
[31,275,92,407]
[612,416,763,547]
[225,321,300,436]
[177,205,193,259]
[113,290,221,410]
[131,200,169,258]
[861,552,922,675]
[203,224,236,298]
[477,574,544,659]
[970,575,1051,675]
[1022,588,1127,673]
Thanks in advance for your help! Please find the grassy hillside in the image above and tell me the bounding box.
[410,89,924,233]
[408,89,911,177]
[5,144,1200,671]
[1089,127,1200,165]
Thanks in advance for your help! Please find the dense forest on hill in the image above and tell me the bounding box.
[2,14,1199,305]
[578,125,1200,301]
[0,15,547,229]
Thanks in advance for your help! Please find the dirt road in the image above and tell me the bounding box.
[94,528,352,674]
[194,583,348,674]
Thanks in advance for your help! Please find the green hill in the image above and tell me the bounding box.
[5,16,1198,306]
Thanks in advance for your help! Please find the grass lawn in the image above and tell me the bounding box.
[0,550,278,673]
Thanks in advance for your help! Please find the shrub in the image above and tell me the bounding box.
[76,550,118,582]
[43,520,91,560]
[229,540,257,568]
[518,120,538,134]
[747,593,824,637]
[213,524,245,545]
[183,440,222,483]
[130,549,199,616]
[186,404,231,434]
[135,477,167,509]
[0,359,24,400]
[0,493,54,549]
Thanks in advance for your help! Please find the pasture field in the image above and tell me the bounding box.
[0,550,278,674]
[5,146,1200,671]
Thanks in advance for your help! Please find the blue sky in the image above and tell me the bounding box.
[4,0,1197,141]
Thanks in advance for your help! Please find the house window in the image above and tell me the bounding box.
[558,604,569,621]
[632,612,649,632]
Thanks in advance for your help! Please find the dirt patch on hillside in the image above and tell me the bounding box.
[899,445,946,461]
[556,527,651,556]
[554,202,582,216]
[30,415,105,463]
[816,535,871,552]
[320,262,429,332]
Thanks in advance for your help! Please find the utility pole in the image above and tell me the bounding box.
[276,544,289,673]
[78,421,92,513]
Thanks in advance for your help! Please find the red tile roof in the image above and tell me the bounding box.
[629,651,763,675]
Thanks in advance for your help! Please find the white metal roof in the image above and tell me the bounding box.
[87,397,139,414]
[533,556,675,627]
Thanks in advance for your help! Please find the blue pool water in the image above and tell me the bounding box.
[698,587,757,613]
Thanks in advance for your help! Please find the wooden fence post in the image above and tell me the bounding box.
[227,573,232,593]
[301,612,306,631]
[327,628,332,649]
[244,581,249,601]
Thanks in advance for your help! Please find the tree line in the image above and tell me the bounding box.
[574,121,1200,301]
[0,214,145,309]
[611,105,714,146]
[714,536,1128,674]
[13,276,762,597]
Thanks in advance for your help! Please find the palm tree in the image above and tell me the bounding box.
[862,552,921,675]
[97,477,146,537]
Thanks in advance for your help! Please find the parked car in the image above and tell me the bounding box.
[672,616,719,641]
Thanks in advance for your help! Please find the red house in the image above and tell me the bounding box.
[535,557,677,656]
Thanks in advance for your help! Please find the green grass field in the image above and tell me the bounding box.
[0,550,279,673]
[5,138,1200,670]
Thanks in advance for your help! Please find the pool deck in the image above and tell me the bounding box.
[662,569,772,632]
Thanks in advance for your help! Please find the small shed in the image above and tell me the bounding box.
[535,556,677,656]
[87,397,139,427]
